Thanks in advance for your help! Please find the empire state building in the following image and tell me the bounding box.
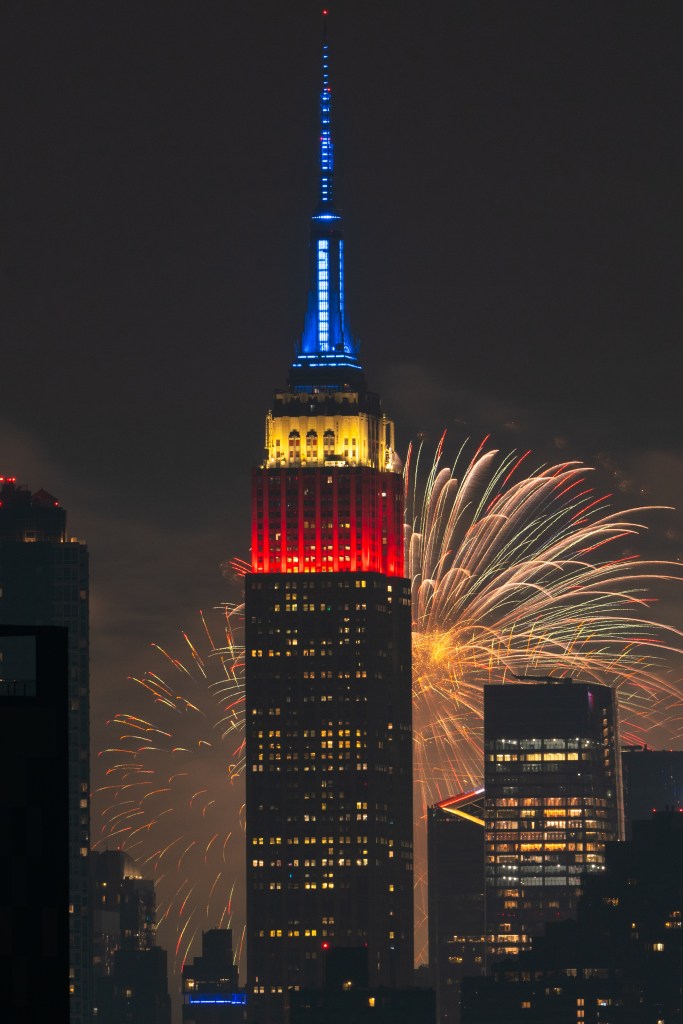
[244,13,414,1024]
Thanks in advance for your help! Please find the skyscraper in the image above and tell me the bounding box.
[0,477,91,1022]
[244,15,413,1024]
[484,680,622,961]
[0,624,69,1022]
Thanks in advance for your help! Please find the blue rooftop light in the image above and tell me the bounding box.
[186,994,247,1006]
[295,10,362,376]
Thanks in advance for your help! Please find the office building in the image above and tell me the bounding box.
[244,15,413,1024]
[0,477,91,1021]
[0,624,69,1022]
[91,851,156,981]
[289,947,435,1024]
[182,929,245,1023]
[428,790,485,1024]
[90,850,171,1024]
[484,680,622,960]
[462,810,683,1022]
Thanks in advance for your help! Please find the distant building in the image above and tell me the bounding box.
[91,851,156,982]
[484,681,622,960]
[182,929,244,1023]
[0,624,69,1022]
[622,744,683,836]
[461,809,683,1022]
[428,790,485,1024]
[289,947,435,1024]
[0,477,91,1021]
[99,946,172,1024]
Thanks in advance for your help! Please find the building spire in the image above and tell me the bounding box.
[290,8,363,390]
[319,9,334,209]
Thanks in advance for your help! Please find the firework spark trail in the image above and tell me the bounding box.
[407,436,683,960]
[95,604,247,990]
[96,439,683,979]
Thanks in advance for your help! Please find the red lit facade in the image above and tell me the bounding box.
[251,466,404,577]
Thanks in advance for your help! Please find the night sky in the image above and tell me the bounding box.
[3,0,683,985]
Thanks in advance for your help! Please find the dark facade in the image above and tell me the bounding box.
[90,850,171,1024]
[182,929,244,1023]
[484,681,622,961]
[428,791,485,1024]
[622,745,683,836]
[461,810,683,1023]
[0,477,91,1021]
[245,572,413,1020]
[244,16,413,1024]
[91,851,156,985]
[97,946,172,1024]
[0,624,69,1022]
[289,947,435,1024]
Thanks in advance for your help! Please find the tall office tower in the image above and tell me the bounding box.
[0,477,91,1021]
[622,745,683,836]
[245,15,413,1024]
[428,791,485,1024]
[0,624,69,1022]
[484,681,622,961]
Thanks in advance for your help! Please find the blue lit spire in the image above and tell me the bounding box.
[291,9,362,388]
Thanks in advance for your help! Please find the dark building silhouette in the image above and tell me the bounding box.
[461,810,683,1022]
[91,851,156,994]
[0,477,91,1021]
[622,744,683,836]
[244,16,413,1024]
[97,946,172,1024]
[0,624,69,1022]
[484,681,622,961]
[428,790,485,1024]
[289,947,435,1024]
[182,929,244,1023]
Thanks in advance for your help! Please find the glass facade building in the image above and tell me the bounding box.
[484,681,622,961]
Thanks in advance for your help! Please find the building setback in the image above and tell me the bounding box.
[244,15,413,1024]
[182,929,244,1023]
[0,477,91,1022]
[484,680,622,961]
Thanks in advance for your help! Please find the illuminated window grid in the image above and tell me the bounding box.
[317,240,329,348]
[339,240,345,337]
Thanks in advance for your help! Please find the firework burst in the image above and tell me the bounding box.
[407,435,683,957]
[96,438,683,976]
[95,606,247,981]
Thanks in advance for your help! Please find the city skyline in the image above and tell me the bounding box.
[4,2,683,746]
[3,1,683,1016]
